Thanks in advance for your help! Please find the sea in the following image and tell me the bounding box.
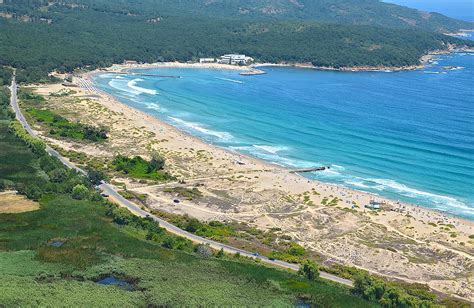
[93,34,474,220]
[385,0,474,22]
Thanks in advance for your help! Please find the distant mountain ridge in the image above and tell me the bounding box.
[1,0,472,33]
[162,0,473,33]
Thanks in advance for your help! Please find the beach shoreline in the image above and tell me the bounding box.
[87,43,474,77]
[28,67,473,299]
[83,68,474,225]
[252,48,474,72]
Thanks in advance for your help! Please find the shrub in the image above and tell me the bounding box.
[216,248,225,258]
[195,244,213,258]
[162,237,175,249]
[49,168,68,183]
[25,184,42,201]
[288,243,306,256]
[87,168,105,186]
[112,154,173,181]
[147,153,165,172]
[353,272,435,307]
[298,260,319,281]
[72,184,89,200]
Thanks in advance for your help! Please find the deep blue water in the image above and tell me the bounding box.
[385,0,474,22]
[93,44,474,219]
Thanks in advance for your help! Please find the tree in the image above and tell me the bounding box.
[288,243,306,256]
[185,218,202,233]
[87,168,105,186]
[298,260,319,281]
[147,153,165,173]
[162,237,175,249]
[72,184,89,200]
[25,184,42,201]
[49,168,68,183]
[195,243,212,258]
[216,248,225,258]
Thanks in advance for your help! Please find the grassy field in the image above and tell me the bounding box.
[0,194,376,306]
[0,90,376,306]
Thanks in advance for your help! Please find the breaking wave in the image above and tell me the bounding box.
[168,117,233,141]
[127,78,158,95]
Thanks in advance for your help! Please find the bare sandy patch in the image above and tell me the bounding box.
[0,191,40,213]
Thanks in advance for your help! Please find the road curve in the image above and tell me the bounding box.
[9,77,353,288]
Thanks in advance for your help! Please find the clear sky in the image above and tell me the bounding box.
[385,0,474,21]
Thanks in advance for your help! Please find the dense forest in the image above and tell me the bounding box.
[0,0,472,82]
[2,0,472,32]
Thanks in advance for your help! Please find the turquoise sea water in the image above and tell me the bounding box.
[93,43,474,220]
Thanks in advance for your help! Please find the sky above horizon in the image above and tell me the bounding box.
[385,0,474,21]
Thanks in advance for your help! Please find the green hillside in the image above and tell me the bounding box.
[1,0,472,82]
[2,0,471,32]
[176,0,473,33]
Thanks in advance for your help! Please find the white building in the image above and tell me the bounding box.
[123,60,138,65]
[199,58,215,63]
[218,54,254,65]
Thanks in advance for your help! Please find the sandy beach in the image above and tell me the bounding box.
[103,61,252,73]
[26,63,474,300]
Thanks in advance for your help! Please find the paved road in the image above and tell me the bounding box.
[9,77,353,288]
[10,77,86,175]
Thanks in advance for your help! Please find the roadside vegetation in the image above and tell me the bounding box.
[19,89,108,142]
[0,67,13,86]
[151,210,471,307]
[27,108,108,141]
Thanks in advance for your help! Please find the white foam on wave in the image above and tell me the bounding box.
[216,77,244,84]
[229,145,314,168]
[331,164,345,171]
[344,179,385,191]
[115,75,125,79]
[127,78,158,95]
[253,145,289,154]
[169,116,233,141]
[99,73,115,79]
[146,103,165,112]
[367,178,472,213]
[313,168,472,215]
[108,79,142,96]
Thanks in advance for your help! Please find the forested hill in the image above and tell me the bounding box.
[2,0,471,33]
[139,0,474,33]
[0,0,473,83]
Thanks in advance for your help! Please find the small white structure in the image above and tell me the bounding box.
[199,58,215,63]
[123,60,138,65]
[365,200,381,210]
[218,54,254,65]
